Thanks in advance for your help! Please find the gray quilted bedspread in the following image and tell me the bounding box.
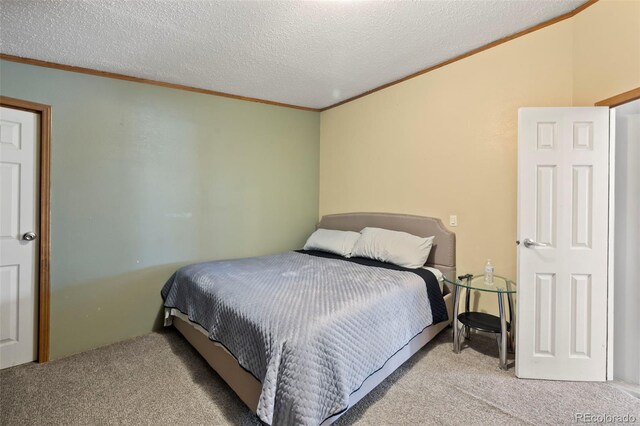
[161,251,439,425]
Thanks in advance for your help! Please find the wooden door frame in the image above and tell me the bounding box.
[1,96,51,363]
[595,87,640,108]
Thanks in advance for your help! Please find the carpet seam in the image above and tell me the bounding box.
[449,382,538,425]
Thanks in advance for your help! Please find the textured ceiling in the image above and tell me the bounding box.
[0,1,587,109]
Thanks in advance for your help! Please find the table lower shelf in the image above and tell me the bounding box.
[458,312,511,334]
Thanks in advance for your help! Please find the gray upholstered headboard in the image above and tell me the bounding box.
[317,212,456,293]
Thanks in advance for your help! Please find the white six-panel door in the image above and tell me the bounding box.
[0,107,39,369]
[517,107,609,381]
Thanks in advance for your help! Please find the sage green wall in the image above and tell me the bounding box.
[0,60,320,359]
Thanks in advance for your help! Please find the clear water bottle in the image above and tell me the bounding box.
[484,259,494,284]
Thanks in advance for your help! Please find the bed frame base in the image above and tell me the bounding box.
[172,314,261,412]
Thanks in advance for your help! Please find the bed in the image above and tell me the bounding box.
[162,212,456,425]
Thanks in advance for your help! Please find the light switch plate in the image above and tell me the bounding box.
[449,215,458,227]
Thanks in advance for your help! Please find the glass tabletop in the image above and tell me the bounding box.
[443,274,516,293]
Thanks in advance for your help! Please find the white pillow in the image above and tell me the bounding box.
[351,227,434,269]
[303,228,361,257]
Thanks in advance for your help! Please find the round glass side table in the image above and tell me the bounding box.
[443,274,516,370]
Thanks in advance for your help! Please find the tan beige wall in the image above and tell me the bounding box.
[319,0,639,312]
[572,0,640,106]
[320,21,575,281]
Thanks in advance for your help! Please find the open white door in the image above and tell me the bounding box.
[0,107,39,369]
[516,107,609,381]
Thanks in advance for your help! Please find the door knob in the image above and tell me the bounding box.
[22,232,37,241]
[523,238,548,248]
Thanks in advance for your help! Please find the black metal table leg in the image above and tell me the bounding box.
[453,283,461,353]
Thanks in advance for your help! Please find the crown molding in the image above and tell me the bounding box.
[0,53,320,112]
[0,1,599,112]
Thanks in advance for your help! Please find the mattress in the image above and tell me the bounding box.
[162,250,447,425]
